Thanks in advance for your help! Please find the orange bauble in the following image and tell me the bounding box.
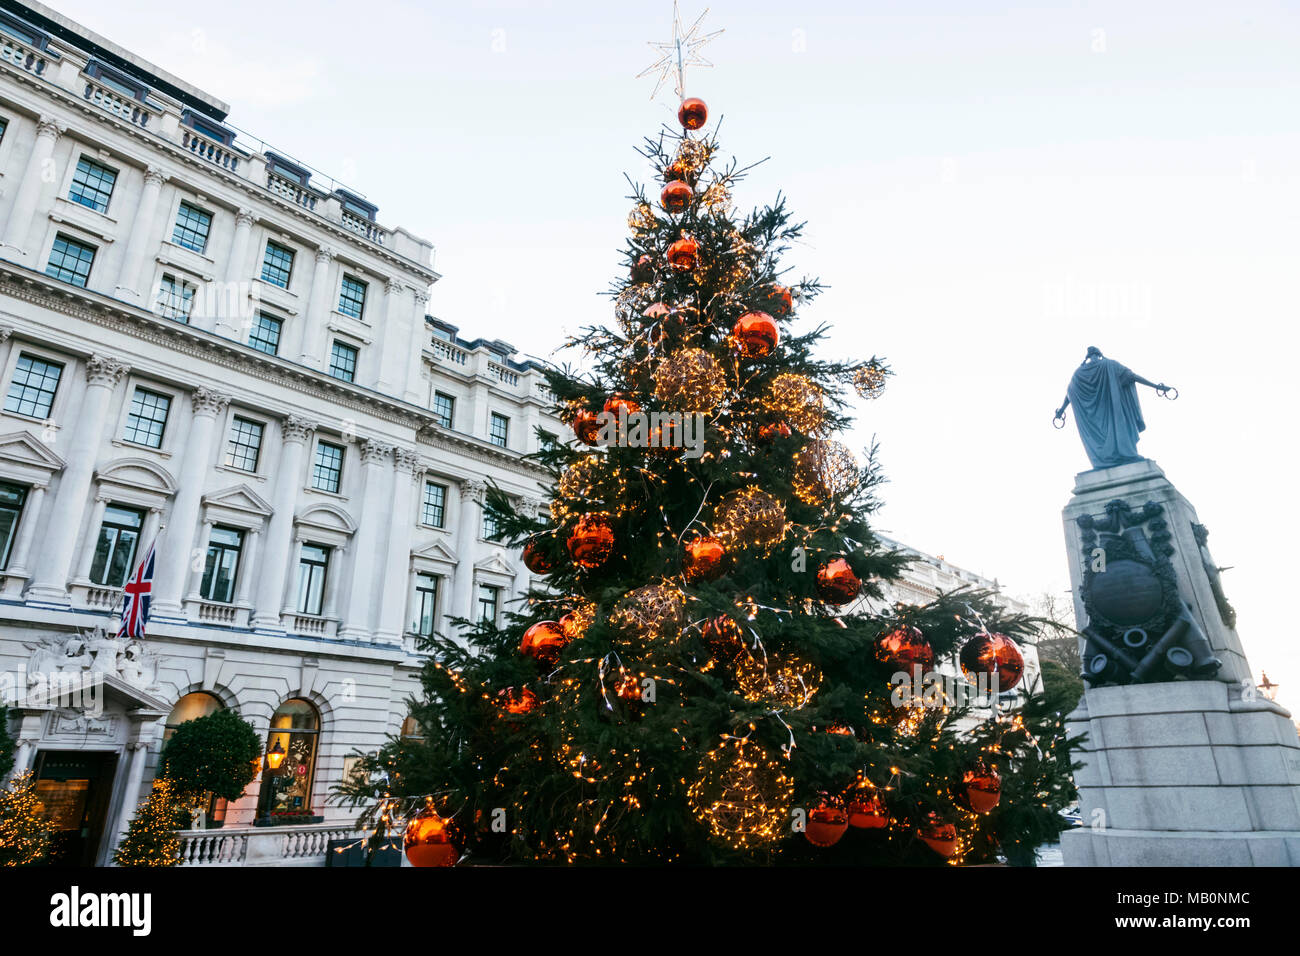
[917,813,958,858]
[816,557,861,606]
[567,514,615,569]
[498,685,538,716]
[845,779,889,829]
[522,538,554,575]
[520,621,568,666]
[678,97,708,130]
[630,254,654,284]
[959,632,1024,690]
[683,535,726,581]
[603,394,641,419]
[804,799,850,847]
[571,409,602,446]
[963,765,1002,814]
[759,284,793,318]
[403,803,459,867]
[666,237,699,272]
[758,422,792,442]
[732,311,779,358]
[661,180,693,213]
[700,615,744,661]
[876,625,934,671]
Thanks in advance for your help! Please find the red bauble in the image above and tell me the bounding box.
[917,813,958,858]
[804,799,850,847]
[567,514,615,569]
[758,422,792,442]
[732,311,779,358]
[660,181,693,214]
[759,284,793,318]
[630,254,654,284]
[571,409,602,446]
[498,685,538,716]
[677,97,708,130]
[701,615,744,660]
[876,625,934,671]
[666,237,699,272]
[520,621,568,666]
[958,632,1024,691]
[603,394,641,419]
[845,780,889,830]
[683,535,726,581]
[816,557,861,606]
[963,765,1002,814]
[403,803,459,867]
[522,538,554,575]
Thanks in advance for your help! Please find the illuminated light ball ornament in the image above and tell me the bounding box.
[792,440,860,505]
[958,632,1025,691]
[712,486,787,554]
[734,654,821,710]
[853,364,887,400]
[666,236,700,272]
[520,621,568,667]
[963,764,1002,814]
[498,686,538,717]
[522,538,554,575]
[763,373,826,436]
[567,513,615,569]
[917,812,958,858]
[665,138,712,185]
[630,253,655,284]
[682,534,726,581]
[557,454,610,507]
[653,347,727,414]
[559,600,596,642]
[613,671,645,705]
[571,409,602,446]
[627,202,655,237]
[875,624,935,671]
[403,799,459,868]
[815,556,861,606]
[757,284,793,318]
[757,421,791,442]
[700,615,745,661]
[804,797,850,848]
[731,311,779,358]
[844,777,889,830]
[661,180,693,214]
[678,96,708,130]
[688,735,795,851]
[610,581,686,644]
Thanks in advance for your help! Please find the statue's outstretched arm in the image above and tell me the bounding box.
[1131,372,1168,390]
[1054,394,1070,418]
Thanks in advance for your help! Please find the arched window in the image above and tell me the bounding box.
[163,691,227,828]
[399,715,424,740]
[258,698,320,821]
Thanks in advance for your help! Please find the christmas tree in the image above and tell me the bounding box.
[113,776,182,868]
[339,65,1079,867]
[0,771,53,867]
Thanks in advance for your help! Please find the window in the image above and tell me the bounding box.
[0,117,7,146]
[432,392,454,429]
[5,353,63,418]
[539,430,559,452]
[172,201,212,253]
[328,340,358,382]
[312,441,344,493]
[199,526,243,603]
[414,573,438,637]
[261,240,295,288]
[477,584,500,625]
[260,699,319,819]
[45,234,95,287]
[489,412,509,448]
[163,692,227,828]
[68,157,117,213]
[296,544,329,615]
[483,509,503,541]
[122,387,171,448]
[0,482,26,570]
[225,416,264,472]
[338,275,367,319]
[249,313,283,355]
[154,273,195,322]
[431,326,454,343]
[421,481,446,528]
[89,505,143,587]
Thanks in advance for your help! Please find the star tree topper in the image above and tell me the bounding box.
[638,1,723,102]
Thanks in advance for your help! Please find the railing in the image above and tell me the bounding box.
[197,601,238,625]
[267,171,317,211]
[81,78,153,129]
[431,339,468,365]
[176,824,360,866]
[488,362,519,386]
[84,586,118,610]
[182,127,240,172]
[0,36,47,76]
[534,380,556,404]
[177,829,249,865]
[292,614,328,636]
[340,210,386,245]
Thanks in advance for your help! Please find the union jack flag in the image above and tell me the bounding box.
[117,539,157,641]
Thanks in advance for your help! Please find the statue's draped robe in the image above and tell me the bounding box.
[1067,357,1145,468]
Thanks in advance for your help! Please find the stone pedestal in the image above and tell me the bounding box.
[1061,459,1300,866]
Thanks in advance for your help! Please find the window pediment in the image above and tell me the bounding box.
[0,430,64,485]
[202,483,274,530]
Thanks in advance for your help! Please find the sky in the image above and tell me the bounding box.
[47,0,1300,706]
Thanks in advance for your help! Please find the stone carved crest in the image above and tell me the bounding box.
[23,624,161,692]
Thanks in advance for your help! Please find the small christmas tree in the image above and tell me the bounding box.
[0,770,53,867]
[113,776,182,868]
[0,704,14,780]
[158,708,261,821]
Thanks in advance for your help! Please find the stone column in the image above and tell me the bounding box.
[450,480,485,626]
[114,165,169,300]
[296,246,334,368]
[151,388,231,618]
[370,279,407,389]
[375,448,420,644]
[5,483,46,578]
[185,519,215,601]
[26,355,129,605]
[141,507,162,551]
[109,740,152,856]
[217,208,256,339]
[251,416,315,631]
[338,439,393,641]
[236,527,259,607]
[0,115,64,260]
[73,494,110,583]
[403,290,430,404]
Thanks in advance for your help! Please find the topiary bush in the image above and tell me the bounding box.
[158,708,261,808]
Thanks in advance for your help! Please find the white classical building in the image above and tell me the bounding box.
[0,1,560,865]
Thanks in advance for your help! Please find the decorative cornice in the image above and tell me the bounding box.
[192,387,233,417]
[85,354,130,388]
[282,415,318,443]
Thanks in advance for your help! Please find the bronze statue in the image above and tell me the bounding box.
[1053,347,1176,469]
